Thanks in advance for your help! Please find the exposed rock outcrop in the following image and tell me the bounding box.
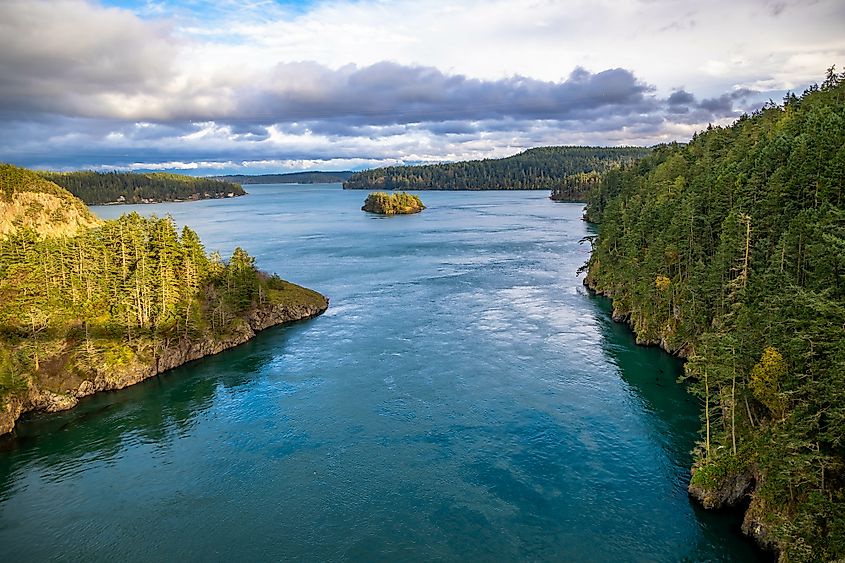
[583,274,691,357]
[688,465,757,509]
[0,164,100,238]
[0,299,327,437]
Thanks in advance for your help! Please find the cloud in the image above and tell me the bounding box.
[0,72,773,174]
[698,88,758,113]
[0,0,841,174]
[0,0,178,119]
[0,22,660,128]
[230,63,658,126]
[668,90,696,106]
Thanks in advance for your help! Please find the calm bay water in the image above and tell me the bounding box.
[0,185,761,561]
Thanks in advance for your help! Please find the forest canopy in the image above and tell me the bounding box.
[343,146,650,192]
[584,68,845,560]
[40,171,245,205]
[361,192,425,215]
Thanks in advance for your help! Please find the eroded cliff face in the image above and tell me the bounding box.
[688,464,776,554]
[688,465,757,509]
[0,299,327,437]
[583,273,691,358]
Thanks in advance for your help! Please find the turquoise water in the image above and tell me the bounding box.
[0,185,762,561]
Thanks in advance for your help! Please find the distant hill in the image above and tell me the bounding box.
[212,171,354,184]
[0,164,100,238]
[342,146,651,193]
[40,171,245,205]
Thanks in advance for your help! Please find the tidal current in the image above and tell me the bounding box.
[0,185,762,561]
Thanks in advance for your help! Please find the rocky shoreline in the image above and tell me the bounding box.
[0,299,327,438]
[582,273,773,557]
[100,191,245,205]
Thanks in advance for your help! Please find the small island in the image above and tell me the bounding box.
[362,192,425,215]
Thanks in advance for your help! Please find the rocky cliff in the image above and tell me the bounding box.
[0,298,327,437]
[0,163,100,237]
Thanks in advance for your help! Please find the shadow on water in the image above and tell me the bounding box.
[589,292,771,562]
[589,294,696,462]
[0,322,301,498]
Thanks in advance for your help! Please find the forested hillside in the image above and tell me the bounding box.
[549,170,604,202]
[41,171,245,205]
[0,166,326,435]
[343,146,650,191]
[212,171,353,184]
[584,69,845,560]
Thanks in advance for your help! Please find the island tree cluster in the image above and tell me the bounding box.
[362,192,425,215]
[584,69,845,559]
[343,146,650,191]
[41,171,245,205]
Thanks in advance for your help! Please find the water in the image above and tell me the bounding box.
[0,185,762,561]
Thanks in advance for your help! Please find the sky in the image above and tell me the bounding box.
[0,0,843,175]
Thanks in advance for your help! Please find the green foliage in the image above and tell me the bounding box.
[102,342,136,368]
[1,163,78,202]
[0,164,97,236]
[0,164,324,406]
[362,192,425,215]
[263,275,327,309]
[0,212,264,341]
[40,170,245,205]
[585,68,845,558]
[0,347,29,397]
[690,454,748,490]
[344,146,651,191]
[550,170,606,202]
[750,347,788,420]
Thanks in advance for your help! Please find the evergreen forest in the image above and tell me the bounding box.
[41,171,245,205]
[0,166,325,414]
[549,170,604,202]
[343,146,650,191]
[584,69,845,560]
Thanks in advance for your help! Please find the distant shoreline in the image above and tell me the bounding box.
[97,191,246,205]
[344,186,553,191]
[210,171,353,184]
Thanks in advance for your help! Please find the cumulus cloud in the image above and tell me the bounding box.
[698,88,758,113]
[0,0,178,119]
[668,90,696,106]
[227,63,660,127]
